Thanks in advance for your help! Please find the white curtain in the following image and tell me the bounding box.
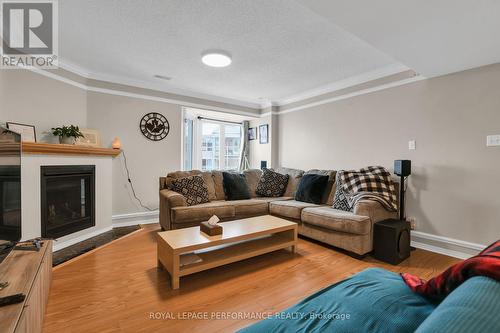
[239,120,250,171]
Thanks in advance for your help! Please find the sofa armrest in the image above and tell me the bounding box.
[353,200,397,224]
[159,189,187,230]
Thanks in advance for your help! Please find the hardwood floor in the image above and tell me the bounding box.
[43,224,459,333]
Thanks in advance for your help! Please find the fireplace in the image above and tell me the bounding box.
[41,165,95,238]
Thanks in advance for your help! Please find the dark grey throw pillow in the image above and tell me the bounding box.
[222,172,251,200]
[169,175,210,206]
[332,171,352,211]
[295,174,329,204]
[256,168,289,197]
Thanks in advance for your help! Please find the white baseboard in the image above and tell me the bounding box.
[411,230,486,259]
[54,212,485,260]
[53,225,113,252]
[112,210,159,227]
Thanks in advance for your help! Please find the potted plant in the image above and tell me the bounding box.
[51,125,84,145]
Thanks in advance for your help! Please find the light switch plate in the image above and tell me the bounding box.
[408,140,416,150]
[486,135,500,147]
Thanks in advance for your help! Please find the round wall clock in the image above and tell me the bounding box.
[140,112,170,141]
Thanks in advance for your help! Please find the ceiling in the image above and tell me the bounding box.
[59,1,500,108]
[297,0,500,78]
[59,0,399,107]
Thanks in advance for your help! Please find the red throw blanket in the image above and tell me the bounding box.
[401,240,500,300]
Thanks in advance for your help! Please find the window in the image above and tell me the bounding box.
[201,122,220,171]
[200,121,242,171]
[182,109,243,171]
[223,124,242,170]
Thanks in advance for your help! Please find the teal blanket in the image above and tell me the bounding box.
[238,268,436,333]
[416,276,500,333]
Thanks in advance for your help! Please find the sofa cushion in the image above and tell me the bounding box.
[230,199,269,217]
[171,201,235,224]
[253,196,293,203]
[166,170,217,201]
[270,200,319,220]
[301,206,371,235]
[243,169,262,198]
[295,174,329,204]
[332,171,352,211]
[212,171,225,200]
[274,167,304,197]
[170,199,269,224]
[222,172,251,200]
[256,168,289,197]
[169,175,210,206]
[304,169,337,204]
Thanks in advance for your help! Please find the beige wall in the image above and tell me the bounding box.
[87,92,182,215]
[278,63,500,245]
[3,63,498,247]
[249,115,272,169]
[0,69,87,142]
[0,68,256,217]
[1,69,198,216]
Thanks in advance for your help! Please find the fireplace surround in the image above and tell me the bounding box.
[41,165,95,239]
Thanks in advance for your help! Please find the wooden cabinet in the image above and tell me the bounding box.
[0,241,53,333]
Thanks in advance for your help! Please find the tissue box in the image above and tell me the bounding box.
[200,221,223,236]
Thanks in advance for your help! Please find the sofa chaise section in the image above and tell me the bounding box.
[299,200,397,255]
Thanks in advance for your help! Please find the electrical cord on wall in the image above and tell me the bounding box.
[120,150,157,211]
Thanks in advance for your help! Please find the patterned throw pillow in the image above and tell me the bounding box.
[256,169,289,197]
[169,175,210,206]
[332,171,352,211]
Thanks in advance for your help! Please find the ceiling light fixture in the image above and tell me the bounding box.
[201,50,232,68]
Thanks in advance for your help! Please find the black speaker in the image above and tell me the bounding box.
[373,219,411,265]
[260,161,267,170]
[394,160,411,177]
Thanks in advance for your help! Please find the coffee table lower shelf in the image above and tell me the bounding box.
[157,231,297,289]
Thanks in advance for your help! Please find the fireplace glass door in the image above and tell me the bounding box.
[41,165,95,238]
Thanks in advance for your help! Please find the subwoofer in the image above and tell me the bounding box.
[373,219,411,265]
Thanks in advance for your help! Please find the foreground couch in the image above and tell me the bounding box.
[238,268,500,333]
[159,167,397,256]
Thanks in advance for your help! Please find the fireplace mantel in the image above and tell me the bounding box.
[22,142,121,157]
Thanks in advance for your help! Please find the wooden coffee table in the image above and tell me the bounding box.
[157,215,298,289]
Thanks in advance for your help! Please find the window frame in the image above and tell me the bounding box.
[197,118,243,171]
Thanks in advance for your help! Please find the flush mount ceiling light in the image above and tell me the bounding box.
[201,50,232,67]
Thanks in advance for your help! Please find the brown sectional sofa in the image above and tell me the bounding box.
[159,167,397,256]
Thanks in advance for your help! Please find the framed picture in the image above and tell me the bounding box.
[259,124,269,144]
[76,128,101,147]
[6,122,36,142]
[248,127,257,141]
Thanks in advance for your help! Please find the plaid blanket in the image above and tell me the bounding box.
[401,240,500,300]
[340,166,398,211]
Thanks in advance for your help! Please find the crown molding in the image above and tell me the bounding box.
[58,58,263,109]
[27,63,424,118]
[26,66,261,118]
[274,63,411,106]
[86,71,264,109]
[276,75,425,115]
[58,59,91,78]
[27,59,423,118]
[57,59,413,111]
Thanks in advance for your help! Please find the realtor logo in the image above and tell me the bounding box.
[1,0,58,68]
